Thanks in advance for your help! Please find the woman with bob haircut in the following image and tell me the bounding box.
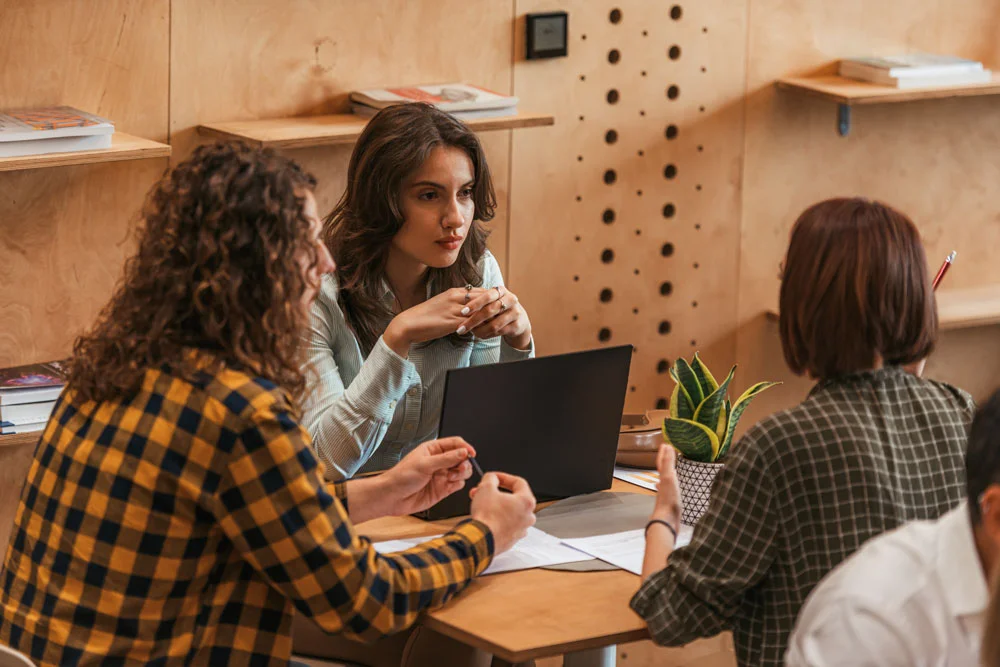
[630,198,975,667]
[301,102,534,481]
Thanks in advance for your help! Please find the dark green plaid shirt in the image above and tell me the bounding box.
[631,367,974,667]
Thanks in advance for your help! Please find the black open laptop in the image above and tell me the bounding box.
[416,345,633,520]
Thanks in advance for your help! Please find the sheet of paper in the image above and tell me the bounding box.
[561,525,694,575]
[372,526,592,575]
[613,466,660,491]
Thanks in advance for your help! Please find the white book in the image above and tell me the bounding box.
[0,385,64,407]
[0,133,112,158]
[0,400,56,425]
[0,420,46,435]
[351,103,518,120]
[887,69,993,89]
[0,106,114,142]
[350,83,518,112]
[840,54,986,86]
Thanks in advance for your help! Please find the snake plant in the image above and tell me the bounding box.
[664,353,780,463]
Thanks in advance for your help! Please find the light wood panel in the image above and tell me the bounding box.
[0,134,170,173]
[169,0,517,274]
[198,112,554,149]
[776,73,1000,105]
[0,0,170,367]
[736,0,1000,429]
[510,0,749,414]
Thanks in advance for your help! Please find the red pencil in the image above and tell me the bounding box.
[932,251,957,290]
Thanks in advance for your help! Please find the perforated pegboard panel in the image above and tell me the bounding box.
[510,1,748,413]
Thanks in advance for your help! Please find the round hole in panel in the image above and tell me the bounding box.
[602,208,615,224]
[604,169,617,185]
[608,49,621,64]
[609,8,622,23]
[600,288,613,303]
[669,45,682,60]
[601,248,615,263]
[664,164,677,179]
[671,5,682,20]
[656,359,670,373]
[655,398,668,410]
[663,203,676,218]
[665,124,678,140]
[599,328,612,342]
[607,89,620,104]
[667,85,680,100]
[658,320,672,335]
[661,242,675,257]
[660,281,673,296]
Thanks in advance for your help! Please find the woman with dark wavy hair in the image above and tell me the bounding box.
[303,102,535,480]
[0,142,537,667]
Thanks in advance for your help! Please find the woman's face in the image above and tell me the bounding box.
[297,189,336,314]
[390,144,475,270]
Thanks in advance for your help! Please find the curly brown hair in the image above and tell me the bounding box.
[68,141,319,403]
[324,102,496,353]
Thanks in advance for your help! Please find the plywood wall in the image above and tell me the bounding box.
[169,0,517,272]
[510,0,748,414]
[0,0,169,368]
[735,0,1000,427]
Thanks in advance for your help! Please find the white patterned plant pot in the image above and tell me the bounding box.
[675,456,725,526]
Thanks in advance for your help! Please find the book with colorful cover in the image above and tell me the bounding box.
[0,360,68,406]
[350,83,518,113]
[0,106,114,143]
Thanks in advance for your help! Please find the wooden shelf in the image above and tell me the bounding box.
[765,285,1000,331]
[0,432,40,450]
[775,73,1000,135]
[776,73,1000,105]
[0,133,171,173]
[197,112,555,149]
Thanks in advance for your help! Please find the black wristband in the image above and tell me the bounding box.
[645,518,678,542]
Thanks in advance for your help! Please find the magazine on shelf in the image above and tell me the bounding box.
[350,103,517,120]
[0,420,47,435]
[0,106,114,142]
[350,83,518,112]
[0,399,56,426]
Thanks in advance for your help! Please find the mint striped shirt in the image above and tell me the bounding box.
[302,252,533,480]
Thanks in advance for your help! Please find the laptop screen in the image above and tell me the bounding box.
[420,345,633,519]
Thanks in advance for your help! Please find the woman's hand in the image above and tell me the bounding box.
[383,286,490,356]
[381,437,476,517]
[455,285,533,350]
[652,444,682,528]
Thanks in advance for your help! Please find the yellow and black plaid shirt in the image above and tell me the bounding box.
[0,361,493,666]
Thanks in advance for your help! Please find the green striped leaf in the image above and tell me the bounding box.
[670,381,695,420]
[692,352,720,396]
[719,381,781,457]
[693,365,735,434]
[674,358,705,407]
[663,417,721,463]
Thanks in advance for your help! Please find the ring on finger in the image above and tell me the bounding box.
[499,300,507,312]
[464,283,473,303]
[494,285,505,300]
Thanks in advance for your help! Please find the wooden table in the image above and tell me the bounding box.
[354,479,653,665]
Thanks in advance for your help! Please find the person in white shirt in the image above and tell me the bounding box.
[786,388,1000,666]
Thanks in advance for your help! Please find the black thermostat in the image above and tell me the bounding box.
[526,11,568,60]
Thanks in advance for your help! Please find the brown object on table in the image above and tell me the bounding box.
[0,433,41,556]
[616,410,669,469]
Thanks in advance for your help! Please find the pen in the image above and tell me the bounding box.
[932,251,957,290]
[469,456,485,478]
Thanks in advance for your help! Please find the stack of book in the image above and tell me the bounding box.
[0,360,68,435]
[350,83,518,120]
[839,54,992,89]
[0,106,115,158]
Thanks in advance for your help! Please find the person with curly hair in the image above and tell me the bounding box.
[0,142,537,667]
[302,102,534,481]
